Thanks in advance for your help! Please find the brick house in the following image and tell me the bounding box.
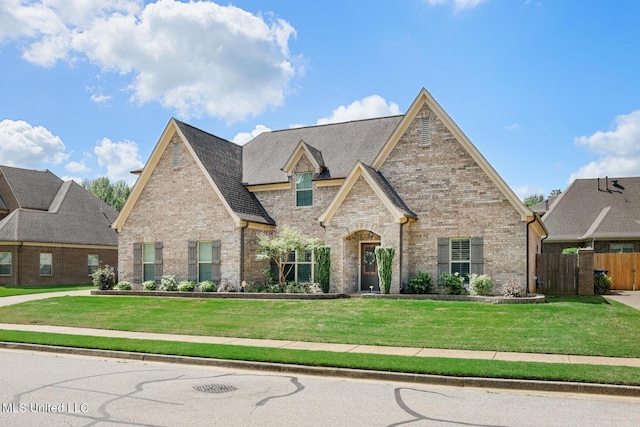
[112,88,546,293]
[535,177,640,254]
[0,165,118,286]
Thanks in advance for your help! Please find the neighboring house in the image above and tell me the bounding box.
[0,165,118,286]
[112,88,546,293]
[540,177,640,254]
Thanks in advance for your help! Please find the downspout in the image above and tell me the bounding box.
[399,218,409,293]
[17,242,23,286]
[525,215,538,296]
[240,222,249,282]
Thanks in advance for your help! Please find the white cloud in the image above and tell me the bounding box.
[570,110,640,183]
[94,138,144,185]
[90,93,111,104]
[232,124,272,145]
[513,184,545,200]
[60,175,83,184]
[0,119,68,168]
[316,95,401,125]
[425,0,488,12]
[1,0,298,122]
[505,123,521,131]
[65,160,91,173]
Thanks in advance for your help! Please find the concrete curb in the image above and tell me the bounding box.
[2,341,640,398]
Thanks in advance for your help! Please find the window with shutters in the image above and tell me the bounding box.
[450,239,470,281]
[438,237,483,282]
[295,172,313,207]
[0,252,11,276]
[198,241,212,281]
[142,243,155,282]
[283,250,315,283]
[40,253,52,276]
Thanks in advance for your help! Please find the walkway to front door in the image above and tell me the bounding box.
[360,242,380,292]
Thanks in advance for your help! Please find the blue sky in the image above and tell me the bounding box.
[1,0,639,200]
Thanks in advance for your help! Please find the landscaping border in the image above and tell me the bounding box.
[91,290,350,300]
[360,293,546,304]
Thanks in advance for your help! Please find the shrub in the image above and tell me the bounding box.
[265,282,282,293]
[375,246,395,294]
[562,247,580,254]
[142,280,157,291]
[177,280,196,292]
[115,281,132,291]
[315,245,331,293]
[501,278,524,297]
[159,275,178,291]
[285,282,310,293]
[308,283,323,294]
[469,274,494,296]
[407,271,433,294]
[244,281,265,293]
[91,265,116,290]
[198,281,217,292]
[594,273,612,295]
[439,272,465,295]
[217,282,238,292]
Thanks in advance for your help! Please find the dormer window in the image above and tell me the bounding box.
[295,172,312,207]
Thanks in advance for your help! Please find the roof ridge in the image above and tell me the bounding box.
[581,206,611,240]
[48,180,73,213]
[248,115,404,139]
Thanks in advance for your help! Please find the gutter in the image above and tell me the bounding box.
[525,215,537,295]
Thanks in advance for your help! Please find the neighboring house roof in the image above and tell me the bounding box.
[0,165,63,210]
[243,115,403,185]
[174,120,275,225]
[0,195,7,211]
[530,195,559,216]
[0,172,118,246]
[542,177,640,242]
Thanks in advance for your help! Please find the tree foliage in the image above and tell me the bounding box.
[256,226,320,286]
[523,194,544,207]
[314,245,331,293]
[81,177,131,212]
[375,246,395,294]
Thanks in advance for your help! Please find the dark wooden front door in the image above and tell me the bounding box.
[360,242,380,292]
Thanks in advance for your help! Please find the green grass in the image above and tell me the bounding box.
[1,329,640,386]
[0,285,94,297]
[0,295,638,357]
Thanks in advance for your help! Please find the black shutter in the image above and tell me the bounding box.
[211,240,221,282]
[470,237,483,275]
[437,237,449,277]
[133,243,142,283]
[188,241,197,282]
[154,242,163,283]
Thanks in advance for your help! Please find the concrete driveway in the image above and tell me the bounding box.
[605,291,640,311]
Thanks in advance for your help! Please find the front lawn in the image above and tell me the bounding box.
[0,285,94,297]
[0,295,637,358]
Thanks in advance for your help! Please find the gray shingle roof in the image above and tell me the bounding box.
[0,165,62,210]
[0,195,6,211]
[174,119,275,225]
[0,179,118,245]
[242,116,403,185]
[542,177,640,241]
[361,163,417,219]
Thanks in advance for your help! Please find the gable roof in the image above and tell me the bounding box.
[113,118,274,231]
[0,165,63,210]
[281,140,326,175]
[242,115,403,185]
[0,177,118,245]
[542,177,640,242]
[318,161,417,224]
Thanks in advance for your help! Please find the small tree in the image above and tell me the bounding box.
[523,194,544,207]
[314,245,331,293]
[375,246,395,294]
[256,226,320,286]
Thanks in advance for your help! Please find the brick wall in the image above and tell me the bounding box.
[0,244,116,286]
[578,248,595,295]
[118,133,241,284]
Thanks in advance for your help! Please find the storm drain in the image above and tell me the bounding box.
[194,384,237,394]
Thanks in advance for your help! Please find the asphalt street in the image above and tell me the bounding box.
[1,349,639,427]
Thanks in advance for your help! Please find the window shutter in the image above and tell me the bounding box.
[211,240,221,282]
[470,237,483,275]
[133,243,142,283]
[154,242,163,282]
[188,241,197,282]
[437,238,449,277]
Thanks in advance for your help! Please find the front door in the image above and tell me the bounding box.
[360,242,380,292]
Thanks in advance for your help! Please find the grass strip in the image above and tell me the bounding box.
[0,285,93,297]
[1,329,640,386]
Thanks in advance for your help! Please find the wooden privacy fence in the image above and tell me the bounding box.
[536,253,578,295]
[594,253,639,291]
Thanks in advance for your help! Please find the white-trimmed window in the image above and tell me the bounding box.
[0,252,11,276]
[88,254,99,275]
[143,243,155,282]
[40,253,52,276]
[283,250,315,283]
[198,241,212,281]
[450,239,470,280]
[610,243,634,253]
[295,172,313,207]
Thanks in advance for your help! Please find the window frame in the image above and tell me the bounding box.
[282,250,315,283]
[450,238,470,282]
[197,241,213,282]
[40,253,53,276]
[0,252,11,276]
[610,243,634,253]
[142,243,155,282]
[295,172,313,207]
[87,254,100,276]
